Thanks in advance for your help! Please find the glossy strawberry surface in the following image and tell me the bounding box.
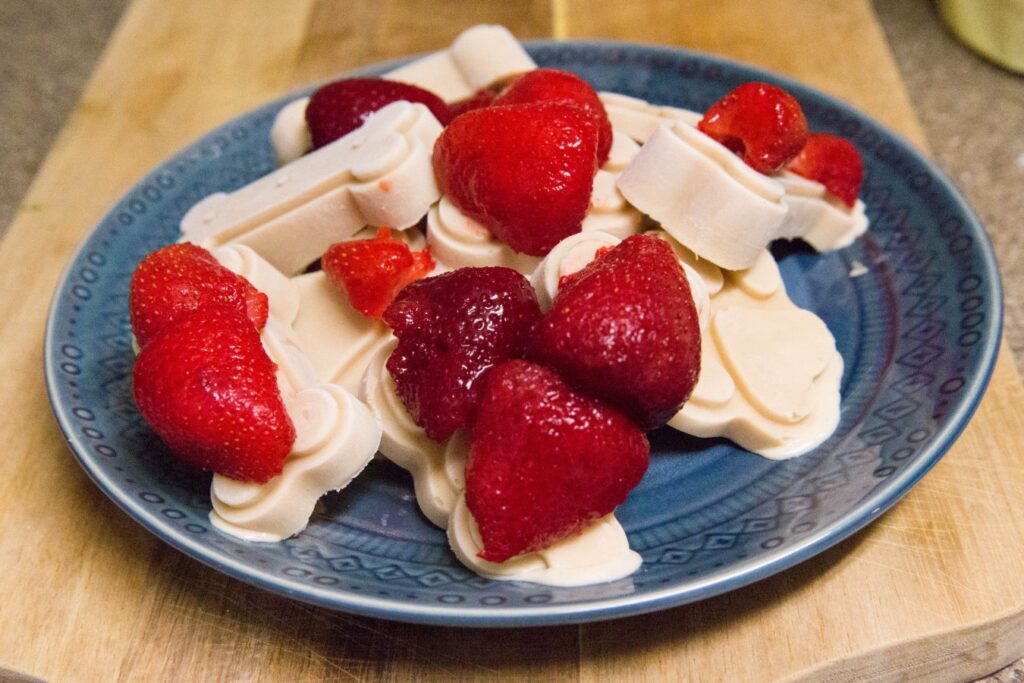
[433,101,599,257]
[129,243,268,347]
[383,266,542,441]
[133,307,295,483]
[788,133,864,207]
[322,228,434,319]
[492,68,613,165]
[527,234,701,429]
[698,81,808,174]
[466,360,649,563]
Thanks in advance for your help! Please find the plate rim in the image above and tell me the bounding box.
[43,38,1004,627]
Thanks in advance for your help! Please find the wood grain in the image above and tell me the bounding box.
[0,0,1022,681]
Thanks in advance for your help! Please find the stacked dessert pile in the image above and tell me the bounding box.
[127,25,867,586]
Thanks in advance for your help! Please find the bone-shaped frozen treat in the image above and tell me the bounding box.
[599,92,702,144]
[668,250,843,459]
[617,121,787,270]
[181,101,442,275]
[385,24,536,102]
[427,197,540,275]
[776,171,869,251]
[209,316,382,541]
[448,496,640,587]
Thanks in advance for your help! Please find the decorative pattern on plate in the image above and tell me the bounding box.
[44,41,1001,626]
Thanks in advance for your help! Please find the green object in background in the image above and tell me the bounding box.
[938,0,1024,73]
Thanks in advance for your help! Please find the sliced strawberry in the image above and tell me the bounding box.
[492,68,613,165]
[383,266,541,441]
[527,234,701,429]
[466,360,649,563]
[787,133,863,207]
[433,102,599,257]
[322,228,434,319]
[133,307,295,483]
[306,78,451,149]
[698,81,808,174]
[449,88,497,118]
[129,243,268,347]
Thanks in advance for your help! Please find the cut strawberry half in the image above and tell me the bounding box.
[698,81,809,174]
[527,234,701,429]
[466,360,649,563]
[787,133,863,207]
[322,228,434,319]
[433,101,599,257]
[129,242,268,347]
[133,306,295,483]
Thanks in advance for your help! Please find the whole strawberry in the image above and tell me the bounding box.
[527,234,701,429]
[788,133,863,207]
[129,242,268,347]
[133,307,295,483]
[466,360,649,563]
[492,68,613,165]
[306,78,451,149]
[432,101,600,257]
[698,81,808,174]
[383,266,541,441]
[322,228,435,319]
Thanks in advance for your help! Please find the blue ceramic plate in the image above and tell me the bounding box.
[45,41,1001,627]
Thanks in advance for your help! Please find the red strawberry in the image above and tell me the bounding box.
[449,88,497,118]
[129,243,268,347]
[133,307,295,483]
[492,68,613,165]
[787,133,863,207]
[698,82,808,174]
[466,360,649,562]
[527,234,701,429]
[383,267,541,441]
[433,102,599,257]
[322,228,435,319]
[306,78,451,149]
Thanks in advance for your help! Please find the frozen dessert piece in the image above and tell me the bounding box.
[427,197,540,274]
[582,130,644,239]
[385,24,536,102]
[617,121,787,270]
[361,340,464,528]
[598,91,701,143]
[290,271,391,396]
[776,170,869,251]
[270,96,311,165]
[210,319,381,541]
[182,101,442,275]
[448,496,640,587]
[668,250,843,459]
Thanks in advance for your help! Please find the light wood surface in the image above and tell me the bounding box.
[2,1,1022,681]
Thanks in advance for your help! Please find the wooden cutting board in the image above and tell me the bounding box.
[2,1,1023,680]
